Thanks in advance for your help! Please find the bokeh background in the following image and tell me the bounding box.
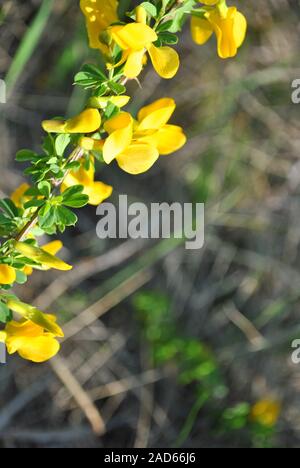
[0,0,300,448]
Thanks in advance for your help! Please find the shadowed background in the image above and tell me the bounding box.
[0,0,300,448]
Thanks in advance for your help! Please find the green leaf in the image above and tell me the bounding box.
[158,31,178,45]
[65,161,81,171]
[94,85,109,97]
[24,199,45,209]
[168,0,197,33]
[61,185,84,199]
[104,102,119,120]
[0,199,19,218]
[74,64,107,90]
[107,81,126,95]
[81,64,107,80]
[15,270,28,285]
[43,135,55,155]
[157,20,174,32]
[38,205,57,229]
[16,149,38,162]
[140,2,157,17]
[0,301,12,323]
[55,134,71,157]
[56,206,78,227]
[38,181,51,198]
[62,185,89,208]
[63,195,89,209]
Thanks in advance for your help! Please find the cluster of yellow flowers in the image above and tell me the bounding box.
[191,0,247,59]
[0,0,247,363]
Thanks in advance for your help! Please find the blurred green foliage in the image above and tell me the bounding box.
[133,290,278,447]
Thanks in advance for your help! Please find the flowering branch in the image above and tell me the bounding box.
[0,0,247,363]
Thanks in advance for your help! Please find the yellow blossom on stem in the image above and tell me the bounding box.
[102,98,186,174]
[191,1,247,59]
[250,399,281,427]
[62,157,113,206]
[23,240,64,276]
[0,316,63,363]
[109,6,180,79]
[14,241,72,271]
[0,265,16,285]
[80,0,119,55]
[11,183,31,208]
[42,108,101,134]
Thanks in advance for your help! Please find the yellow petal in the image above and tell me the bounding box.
[147,44,179,79]
[7,335,60,363]
[42,109,101,134]
[6,300,64,337]
[137,98,176,131]
[80,0,119,53]
[79,137,104,151]
[191,16,214,45]
[111,23,157,50]
[65,109,101,134]
[109,25,131,50]
[11,183,31,208]
[207,7,247,59]
[139,124,187,155]
[103,113,133,164]
[85,181,113,206]
[104,112,132,134]
[41,240,63,257]
[136,6,147,24]
[0,265,16,285]
[42,119,66,133]
[23,265,33,276]
[0,331,6,343]
[14,242,72,271]
[234,11,247,49]
[62,158,112,206]
[124,49,146,79]
[200,0,218,5]
[250,399,281,427]
[63,159,95,188]
[116,143,159,175]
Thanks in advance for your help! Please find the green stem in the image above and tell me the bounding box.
[15,146,84,243]
[5,0,55,94]
[174,392,210,447]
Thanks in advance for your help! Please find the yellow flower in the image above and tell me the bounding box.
[14,241,72,271]
[42,108,101,134]
[11,183,31,208]
[0,316,63,363]
[62,157,113,206]
[23,240,64,276]
[250,399,281,427]
[0,265,16,285]
[191,1,247,59]
[80,0,119,55]
[109,6,179,79]
[102,98,186,174]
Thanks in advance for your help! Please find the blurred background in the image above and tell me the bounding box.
[0,0,300,448]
